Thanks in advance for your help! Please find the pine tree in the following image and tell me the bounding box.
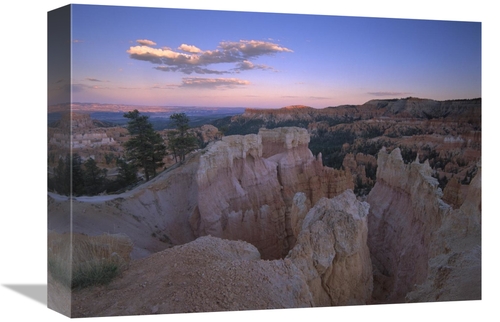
[71,153,85,196]
[123,110,167,181]
[82,157,107,195]
[53,155,70,195]
[168,113,199,163]
[116,158,138,187]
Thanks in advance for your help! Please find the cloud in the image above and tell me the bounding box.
[309,96,331,100]
[219,40,293,58]
[136,39,157,46]
[368,91,412,97]
[181,77,250,89]
[154,66,229,75]
[150,84,178,90]
[70,83,111,92]
[127,39,292,75]
[233,60,273,72]
[85,77,107,82]
[178,44,202,53]
[127,46,198,65]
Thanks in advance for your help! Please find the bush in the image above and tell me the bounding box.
[48,232,132,290]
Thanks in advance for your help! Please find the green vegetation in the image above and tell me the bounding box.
[167,113,199,163]
[48,232,131,290]
[123,110,167,181]
[48,153,128,196]
[48,111,202,196]
[70,259,123,290]
[82,157,108,195]
[309,129,357,169]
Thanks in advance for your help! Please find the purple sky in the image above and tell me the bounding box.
[49,4,481,108]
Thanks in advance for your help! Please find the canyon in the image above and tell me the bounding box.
[48,116,481,316]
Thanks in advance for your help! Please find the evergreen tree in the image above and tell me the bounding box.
[116,158,138,187]
[123,110,167,181]
[71,153,85,196]
[82,157,107,195]
[168,113,199,163]
[52,155,70,195]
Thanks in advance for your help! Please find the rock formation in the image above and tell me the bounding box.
[69,190,373,317]
[287,190,373,306]
[193,127,352,259]
[48,112,129,168]
[366,147,481,303]
[48,127,353,260]
[237,98,481,124]
[48,124,481,316]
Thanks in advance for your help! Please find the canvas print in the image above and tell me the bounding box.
[47,4,481,318]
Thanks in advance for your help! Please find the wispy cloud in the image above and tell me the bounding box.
[368,91,412,97]
[219,40,293,57]
[71,83,111,92]
[233,60,273,72]
[180,77,250,89]
[150,84,178,90]
[136,39,157,46]
[309,96,331,100]
[85,77,108,82]
[154,66,229,75]
[127,39,292,76]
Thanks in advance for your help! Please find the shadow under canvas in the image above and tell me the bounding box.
[3,284,47,306]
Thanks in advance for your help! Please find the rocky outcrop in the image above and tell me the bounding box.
[287,190,373,306]
[192,127,353,259]
[195,124,221,144]
[48,127,353,260]
[342,152,377,192]
[366,147,481,303]
[363,97,481,122]
[48,112,128,167]
[192,133,288,259]
[406,163,481,302]
[70,236,314,317]
[238,98,481,124]
[70,190,373,317]
[441,176,464,208]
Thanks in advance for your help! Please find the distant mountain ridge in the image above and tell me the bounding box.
[240,97,481,122]
[48,102,246,114]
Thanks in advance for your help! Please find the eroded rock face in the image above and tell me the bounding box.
[193,127,353,259]
[406,164,481,302]
[287,190,373,306]
[70,190,373,316]
[366,147,481,303]
[193,133,288,259]
[48,127,353,260]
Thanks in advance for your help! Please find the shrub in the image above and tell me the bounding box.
[48,232,133,290]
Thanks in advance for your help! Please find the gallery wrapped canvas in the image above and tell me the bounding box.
[47,3,481,318]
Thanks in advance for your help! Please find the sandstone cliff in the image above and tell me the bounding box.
[287,190,373,306]
[237,98,481,124]
[69,190,373,317]
[191,127,353,259]
[48,127,353,260]
[366,147,481,303]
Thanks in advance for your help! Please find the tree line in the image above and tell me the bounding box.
[48,111,199,196]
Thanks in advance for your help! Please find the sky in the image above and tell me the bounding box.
[47,4,481,109]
